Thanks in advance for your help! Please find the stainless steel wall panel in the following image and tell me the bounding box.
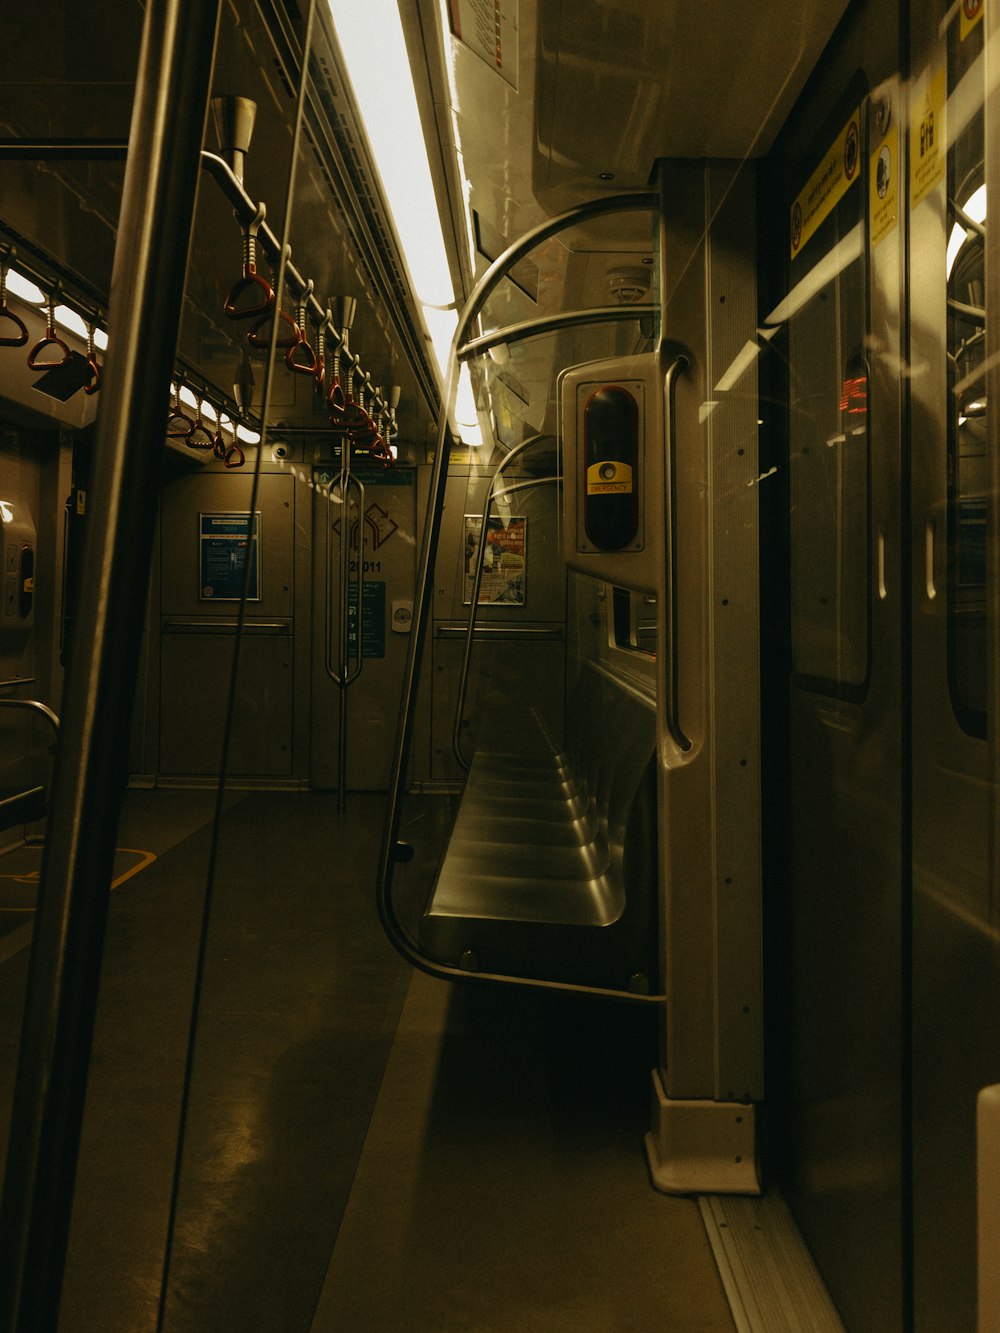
[655,160,764,1103]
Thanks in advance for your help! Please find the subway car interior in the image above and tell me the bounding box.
[0,0,998,1329]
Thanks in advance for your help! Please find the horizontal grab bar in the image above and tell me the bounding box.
[434,625,565,641]
[162,620,291,636]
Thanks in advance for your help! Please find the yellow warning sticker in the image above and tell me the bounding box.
[586,460,633,496]
[961,0,984,40]
[870,124,898,248]
[910,66,946,210]
[790,108,863,260]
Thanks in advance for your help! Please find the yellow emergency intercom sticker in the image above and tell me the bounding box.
[870,124,898,248]
[790,107,863,260]
[961,0,984,40]
[911,66,945,210]
[586,460,633,495]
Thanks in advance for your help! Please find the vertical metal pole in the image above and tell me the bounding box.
[337,441,352,814]
[0,4,221,1329]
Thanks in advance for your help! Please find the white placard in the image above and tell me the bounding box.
[449,0,518,89]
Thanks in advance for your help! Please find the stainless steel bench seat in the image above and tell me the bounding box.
[419,662,659,990]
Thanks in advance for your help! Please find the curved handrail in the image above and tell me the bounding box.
[452,472,561,770]
[0,699,60,737]
[376,189,664,1002]
[458,304,656,362]
[0,700,61,823]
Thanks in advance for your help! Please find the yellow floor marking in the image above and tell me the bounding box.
[111,848,157,889]
[0,846,157,896]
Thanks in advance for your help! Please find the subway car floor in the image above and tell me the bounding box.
[0,790,735,1332]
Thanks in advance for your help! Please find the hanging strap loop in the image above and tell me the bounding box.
[224,203,274,321]
[83,323,102,395]
[27,288,71,370]
[0,249,28,349]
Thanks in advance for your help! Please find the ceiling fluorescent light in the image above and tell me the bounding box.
[6,270,43,304]
[328,0,457,381]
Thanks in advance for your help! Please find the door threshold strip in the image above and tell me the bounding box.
[698,1190,846,1333]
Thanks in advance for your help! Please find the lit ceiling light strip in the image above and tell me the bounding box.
[327,0,485,446]
[326,0,455,315]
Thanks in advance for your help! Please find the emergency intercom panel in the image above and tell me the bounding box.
[558,354,662,591]
[0,502,35,629]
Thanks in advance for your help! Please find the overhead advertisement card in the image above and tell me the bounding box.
[448,0,518,89]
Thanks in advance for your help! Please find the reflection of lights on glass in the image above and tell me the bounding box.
[714,339,761,393]
[840,374,868,415]
[946,184,986,278]
[455,364,482,446]
[0,502,15,524]
[236,425,261,445]
[765,224,863,326]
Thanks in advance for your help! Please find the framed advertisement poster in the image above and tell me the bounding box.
[463,514,526,605]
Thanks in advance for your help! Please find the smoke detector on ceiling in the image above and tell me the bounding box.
[607,265,651,304]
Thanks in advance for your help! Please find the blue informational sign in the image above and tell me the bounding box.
[199,512,261,601]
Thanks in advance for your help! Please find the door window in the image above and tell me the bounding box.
[785,94,872,698]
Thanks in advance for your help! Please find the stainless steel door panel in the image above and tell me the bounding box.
[769,13,905,1326]
[309,467,416,792]
[157,470,296,779]
[159,629,292,776]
